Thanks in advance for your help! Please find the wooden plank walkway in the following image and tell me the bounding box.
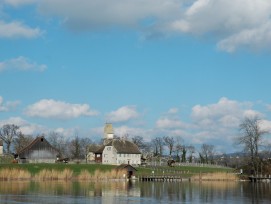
[249,175,271,182]
[139,176,189,182]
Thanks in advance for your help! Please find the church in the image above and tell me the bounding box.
[92,124,141,165]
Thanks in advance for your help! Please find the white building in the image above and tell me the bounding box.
[94,123,141,165]
[102,139,141,165]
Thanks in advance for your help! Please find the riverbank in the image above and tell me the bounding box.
[0,163,236,181]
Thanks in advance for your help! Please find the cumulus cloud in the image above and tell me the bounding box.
[0,117,46,135]
[156,118,190,129]
[3,0,37,7]
[31,0,271,52]
[0,96,20,111]
[24,99,99,119]
[0,20,42,39]
[0,56,47,72]
[191,97,258,128]
[106,106,139,123]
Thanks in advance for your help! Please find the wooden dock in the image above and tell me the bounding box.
[249,175,271,182]
[139,176,188,182]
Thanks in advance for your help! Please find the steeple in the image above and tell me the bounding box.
[103,123,114,144]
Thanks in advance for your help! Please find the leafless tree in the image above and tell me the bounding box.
[151,137,164,156]
[174,136,183,162]
[14,132,33,153]
[187,145,195,163]
[0,124,20,154]
[131,136,145,149]
[47,132,69,158]
[163,136,175,156]
[199,144,215,164]
[70,135,81,160]
[237,117,268,175]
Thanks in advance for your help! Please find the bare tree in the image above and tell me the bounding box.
[174,136,184,162]
[237,117,268,175]
[0,124,20,154]
[14,132,33,153]
[70,135,81,160]
[163,136,175,156]
[151,137,164,156]
[199,144,215,164]
[131,136,146,149]
[181,145,187,162]
[187,145,195,163]
[47,132,69,158]
[80,137,92,162]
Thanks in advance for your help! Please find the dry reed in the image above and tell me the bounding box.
[0,169,31,180]
[191,172,238,181]
[78,169,127,180]
[34,169,73,180]
[0,168,128,181]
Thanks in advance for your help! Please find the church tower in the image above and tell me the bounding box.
[103,123,114,144]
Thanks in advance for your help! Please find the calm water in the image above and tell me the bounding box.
[0,180,270,204]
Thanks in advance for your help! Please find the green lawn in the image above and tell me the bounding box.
[0,163,233,177]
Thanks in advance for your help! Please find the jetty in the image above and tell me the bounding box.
[248,175,271,182]
[139,175,188,182]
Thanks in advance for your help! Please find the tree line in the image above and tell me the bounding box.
[0,116,270,174]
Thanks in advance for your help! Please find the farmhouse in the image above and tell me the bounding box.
[93,124,141,165]
[17,136,58,163]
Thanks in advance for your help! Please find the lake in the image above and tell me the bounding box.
[0,180,270,203]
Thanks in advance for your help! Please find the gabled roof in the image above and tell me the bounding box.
[95,145,105,154]
[116,164,137,171]
[88,144,103,153]
[17,136,57,155]
[105,139,141,154]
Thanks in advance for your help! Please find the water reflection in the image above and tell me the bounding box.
[0,180,270,203]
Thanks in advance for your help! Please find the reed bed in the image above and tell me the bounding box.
[34,169,74,180]
[78,169,127,180]
[192,172,238,181]
[0,169,31,180]
[0,168,128,181]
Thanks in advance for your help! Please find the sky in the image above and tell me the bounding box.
[1,0,271,153]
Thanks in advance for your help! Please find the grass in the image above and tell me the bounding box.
[0,163,234,180]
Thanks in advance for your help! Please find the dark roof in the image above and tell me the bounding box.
[105,139,141,154]
[95,145,105,154]
[17,136,57,155]
[116,164,137,171]
[88,144,103,153]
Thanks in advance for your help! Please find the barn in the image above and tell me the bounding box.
[17,136,59,163]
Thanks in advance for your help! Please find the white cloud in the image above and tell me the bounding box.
[156,118,189,129]
[0,96,20,111]
[191,97,254,128]
[106,106,139,123]
[34,0,271,52]
[3,0,37,7]
[24,99,99,119]
[0,20,42,39]
[0,56,47,72]
[0,117,46,135]
[167,108,179,114]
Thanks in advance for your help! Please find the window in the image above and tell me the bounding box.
[107,147,111,151]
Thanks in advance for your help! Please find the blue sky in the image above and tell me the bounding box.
[1,0,271,153]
